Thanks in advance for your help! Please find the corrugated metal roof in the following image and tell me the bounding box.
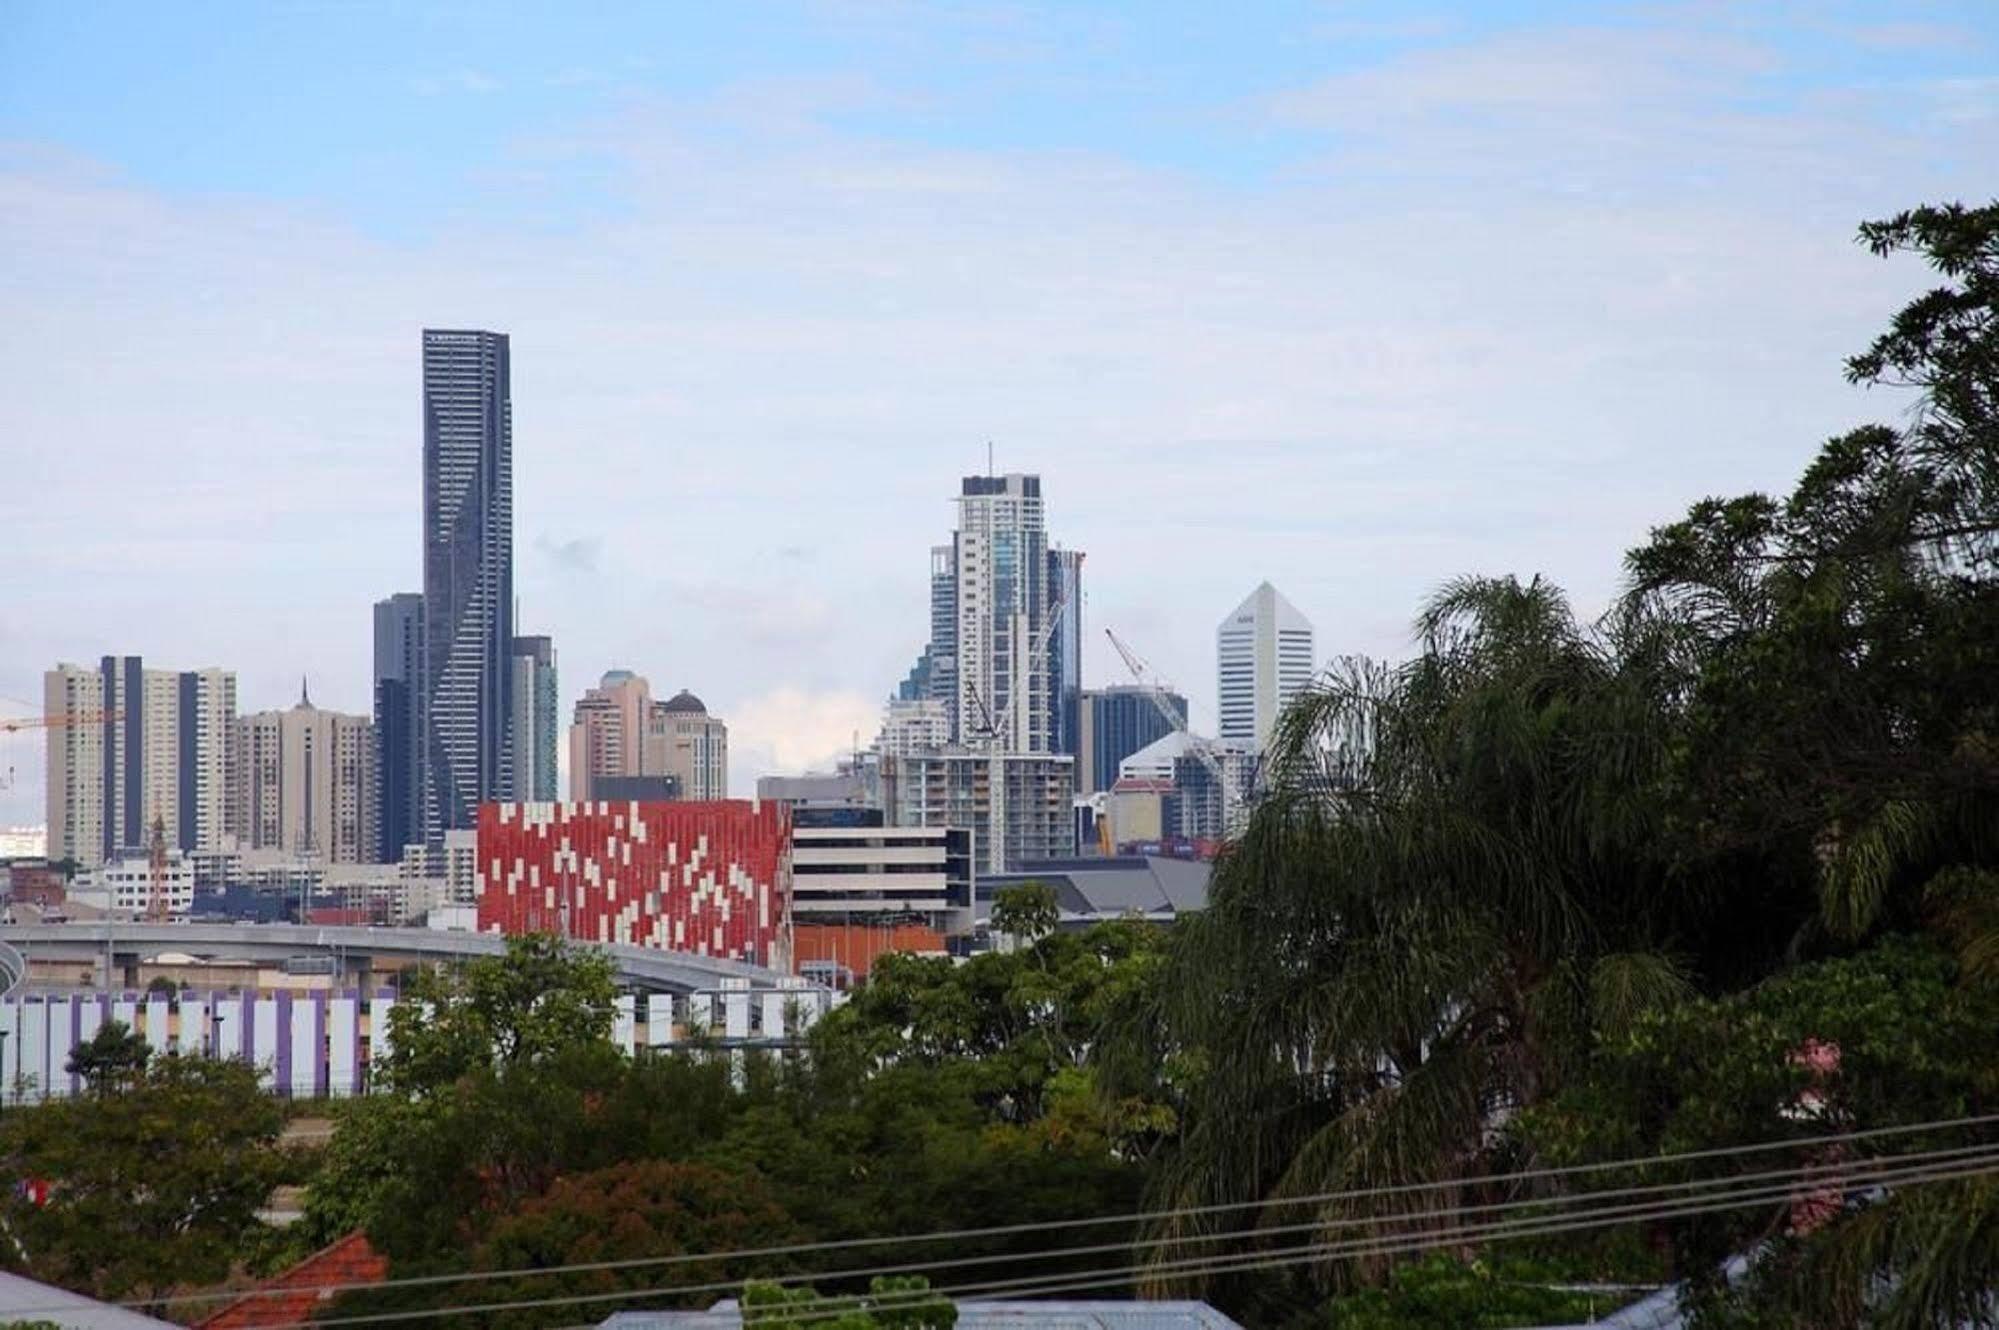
[601,1299,1243,1329]
[0,1271,182,1330]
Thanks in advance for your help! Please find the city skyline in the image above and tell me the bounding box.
[5,3,1996,826]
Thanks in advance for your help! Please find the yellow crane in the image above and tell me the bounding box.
[0,708,122,792]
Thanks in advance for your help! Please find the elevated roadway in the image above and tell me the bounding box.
[0,922,809,997]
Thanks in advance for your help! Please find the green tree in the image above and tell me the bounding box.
[379,932,618,1095]
[0,1056,284,1305]
[991,881,1060,943]
[63,1019,150,1094]
[742,1276,956,1329]
[327,1160,802,1329]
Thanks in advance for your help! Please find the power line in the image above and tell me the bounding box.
[212,1148,1999,1330]
[99,1109,1999,1316]
[653,1154,1999,1330]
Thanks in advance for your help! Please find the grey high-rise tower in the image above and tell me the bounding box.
[421,329,514,840]
[372,591,425,861]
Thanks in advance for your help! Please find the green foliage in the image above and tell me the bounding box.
[0,1055,284,1304]
[379,932,618,1095]
[1122,199,1999,1324]
[329,1161,802,1329]
[990,881,1059,942]
[742,1276,956,1329]
[63,1018,150,1094]
[1320,1255,1627,1330]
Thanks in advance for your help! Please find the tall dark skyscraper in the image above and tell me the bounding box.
[372,591,425,860]
[421,328,514,840]
[1046,547,1084,760]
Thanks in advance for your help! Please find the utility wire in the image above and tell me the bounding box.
[656,1154,1999,1330]
[95,1109,1999,1316]
[231,1149,1999,1330]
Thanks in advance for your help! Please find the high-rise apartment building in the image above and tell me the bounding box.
[885,749,1074,874]
[372,592,425,862]
[42,658,235,868]
[1078,685,1189,795]
[422,328,514,840]
[952,474,1050,749]
[925,543,958,718]
[645,691,728,801]
[568,670,652,801]
[509,635,558,802]
[43,665,104,867]
[877,697,950,758]
[234,685,377,863]
[1217,581,1315,750]
[1047,547,1084,761]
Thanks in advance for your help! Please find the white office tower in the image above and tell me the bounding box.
[1217,582,1315,751]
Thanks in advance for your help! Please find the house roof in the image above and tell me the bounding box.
[195,1233,388,1330]
[0,1271,181,1330]
[602,1300,1243,1328]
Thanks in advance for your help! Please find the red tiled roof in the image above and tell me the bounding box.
[197,1233,387,1330]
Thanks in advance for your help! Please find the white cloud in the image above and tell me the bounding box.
[728,688,883,792]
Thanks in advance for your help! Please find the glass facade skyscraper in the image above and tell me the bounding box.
[372,591,425,861]
[421,329,514,839]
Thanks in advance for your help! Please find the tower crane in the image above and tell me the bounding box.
[1102,628,1245,831]
[962,569,1077,876]
[147,812,171,922]
[0,709,122,792]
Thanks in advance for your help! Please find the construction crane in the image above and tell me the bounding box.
[962,569,1077,876]
[147,812,171,922]
[0,709,122,791]
[1103,627,1245,831]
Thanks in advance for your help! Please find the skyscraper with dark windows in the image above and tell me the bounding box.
[1078,684,1187,795]
[1046,547,1084,761]
[372,592,425,861]
[421,329,514,840]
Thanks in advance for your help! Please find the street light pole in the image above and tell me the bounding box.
[0,1028,10,1114]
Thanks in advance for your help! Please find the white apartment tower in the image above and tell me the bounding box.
[43,657,237,869]
[1216,582,1315,750]
[953,474,1051,752]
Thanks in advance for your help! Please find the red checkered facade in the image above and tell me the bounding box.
[477,800,792,964]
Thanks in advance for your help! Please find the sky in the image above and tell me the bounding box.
[1,0,1995,819]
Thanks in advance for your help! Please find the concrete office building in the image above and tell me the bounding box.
[234,685,377,864]
[886,749,1074,874]
[372,592,425,862]
[1217,581,1315,750]
[645,691,728,801]
[568,670,652,801]
[509,635,559,802]
[43,658,236,869]
[1077,685,1188,795]
[422,328,515,839]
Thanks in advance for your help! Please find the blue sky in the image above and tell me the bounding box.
[2,1,1996,815]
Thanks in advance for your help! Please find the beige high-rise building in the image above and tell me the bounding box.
[44,665,105,867]
[644,691,728,801]
[43,657,237,869]
[567,669,652,801]
[234,683,377,863]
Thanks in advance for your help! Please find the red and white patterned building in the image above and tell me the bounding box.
[476,800,791,966]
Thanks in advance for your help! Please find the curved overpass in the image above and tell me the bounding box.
[0,922,811,996]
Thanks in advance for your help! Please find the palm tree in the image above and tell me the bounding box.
[1132,575,1696,1304]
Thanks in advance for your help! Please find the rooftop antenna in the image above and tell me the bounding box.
[986,439,994,478]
